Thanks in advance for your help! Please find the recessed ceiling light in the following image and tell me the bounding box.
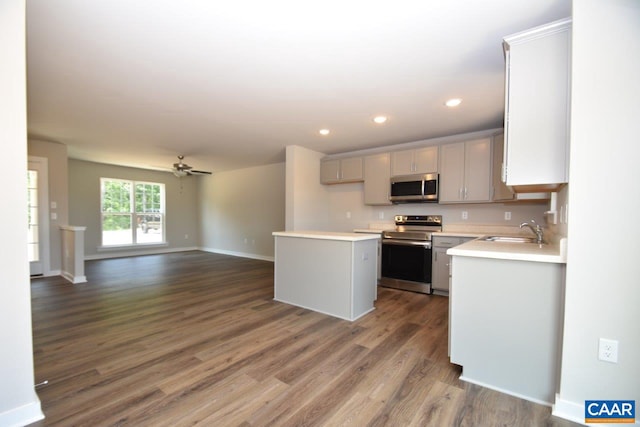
[319,129,330,136]
[373,116,388,124]
[445,98,462,108]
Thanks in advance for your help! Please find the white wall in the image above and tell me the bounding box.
[324,181,547,231]
[285,145,331,231]
[200,162,285,260]
[69,159,200,258]
[0,0,44,425]
[555,0,640,422]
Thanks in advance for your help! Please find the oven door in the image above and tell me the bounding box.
[380,239,432,293]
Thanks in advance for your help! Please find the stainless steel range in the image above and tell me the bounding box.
[380,214,443,294]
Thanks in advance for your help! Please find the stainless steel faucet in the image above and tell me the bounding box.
[520,219,545,244]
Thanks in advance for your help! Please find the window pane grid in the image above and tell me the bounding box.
[27,170,39,262]
[100,178,165,246]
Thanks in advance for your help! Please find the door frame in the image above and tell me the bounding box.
[28,156,50,276]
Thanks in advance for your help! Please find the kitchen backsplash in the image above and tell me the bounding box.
[325,182,549,233]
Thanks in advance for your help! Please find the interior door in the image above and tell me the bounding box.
[28,157,49,276]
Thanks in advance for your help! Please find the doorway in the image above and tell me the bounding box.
[28,156,50,276]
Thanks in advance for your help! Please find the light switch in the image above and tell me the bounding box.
[51,212,57,220]
[51,201,57,209]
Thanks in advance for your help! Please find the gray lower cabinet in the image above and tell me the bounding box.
[449,255,565,404]
[432,235,475,294]
[273,233,378,321]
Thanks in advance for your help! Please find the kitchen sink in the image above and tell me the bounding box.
[480,236,540,244]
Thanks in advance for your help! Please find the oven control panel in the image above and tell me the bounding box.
[394,215,442,226]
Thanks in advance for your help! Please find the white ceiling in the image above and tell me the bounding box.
[26,0,571,173]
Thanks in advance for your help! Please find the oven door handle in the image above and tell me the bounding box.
[382,239,431,249]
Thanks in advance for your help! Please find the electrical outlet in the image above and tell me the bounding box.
[184,234,189,239]
[462,211,468,220]
[379,212,384,220]
[346,211,351,219]
[598,338,619,363]
[505,211,512,220]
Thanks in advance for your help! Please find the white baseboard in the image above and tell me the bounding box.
[199,247,274,262]
[85,246,199,260]
[552,394,587,425]
[61,271,87,284]
[0,399,44,427]
[273,297,374,321]
[458,375,552,407]
[43,269,61,277]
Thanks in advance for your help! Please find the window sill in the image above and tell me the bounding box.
[98,242,169,252]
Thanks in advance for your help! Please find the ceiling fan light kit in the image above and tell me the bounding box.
[172,155,212,177]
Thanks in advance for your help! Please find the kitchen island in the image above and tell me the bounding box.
[448,238,566,405]
[272,231,379,321]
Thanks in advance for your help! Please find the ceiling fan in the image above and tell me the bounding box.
[172,155,212,177]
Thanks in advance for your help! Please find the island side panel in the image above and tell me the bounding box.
[449,256,564,404]
[350,239,378,320]
[274,236,352,320]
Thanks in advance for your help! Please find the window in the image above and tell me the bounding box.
[100,178,165,246]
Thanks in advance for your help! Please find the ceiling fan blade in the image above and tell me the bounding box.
[171,155,210,176]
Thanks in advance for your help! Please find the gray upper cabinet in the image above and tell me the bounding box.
[320,157,364,184]
[390,146,438,176]
[491,133,516,202]
[493,132,551,203]
[364,153,392,205]
[503,18,571,189]
[439,138,492,203]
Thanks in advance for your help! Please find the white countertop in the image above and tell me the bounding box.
[447,237,567,264]
[353,229,384,234]
[273,231,381,242]
[432,231,485,238]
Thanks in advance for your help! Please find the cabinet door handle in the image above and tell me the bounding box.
[435,252,438,261]
[459,188,463,200]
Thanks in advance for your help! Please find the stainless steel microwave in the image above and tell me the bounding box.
[389,173,439,203]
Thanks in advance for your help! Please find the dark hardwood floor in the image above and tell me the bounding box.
[30,251,579,426]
